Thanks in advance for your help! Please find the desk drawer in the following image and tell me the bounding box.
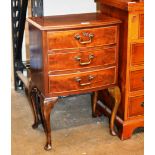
[130,70,144,92]
[128,96,144,117]
[48,46,117,72]
[48,67,116,94]
[130,43,144,66]
[47,26,118,50]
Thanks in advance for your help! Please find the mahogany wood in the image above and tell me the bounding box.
[49,67,116,95]
[30,88,42,129]
[27,13,121,30]
[40,95,58,151]
[47,46,117,72]
[27,13,121,150]
[47,26,118,50]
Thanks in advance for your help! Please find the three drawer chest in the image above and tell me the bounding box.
[27,13,121,150]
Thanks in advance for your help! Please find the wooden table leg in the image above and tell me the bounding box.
[91,91,98,117]
[108,86,121,136]
[40,96,58,151]
[29,87,41,129]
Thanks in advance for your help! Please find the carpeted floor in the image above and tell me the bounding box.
[12,90,144,155]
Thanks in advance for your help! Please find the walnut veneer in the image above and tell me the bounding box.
[95,0,144,140]
[27,13,121,150]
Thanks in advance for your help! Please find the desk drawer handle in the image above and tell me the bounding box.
[75,54,94,66]
[75,75,94,86]
[141,102,144,107]
[74,33,94,44]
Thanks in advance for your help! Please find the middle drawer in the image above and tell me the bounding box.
[48,46,117,72]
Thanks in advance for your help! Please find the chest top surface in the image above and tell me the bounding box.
[27,13,121,31]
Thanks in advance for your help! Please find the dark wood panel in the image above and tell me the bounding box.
[48,67,117,94]
[47,26,118,50]
[128,96,144,117]
[48,46,117,72]
[29,25,44,93]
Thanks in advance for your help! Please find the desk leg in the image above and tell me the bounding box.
[40,96,58,151]
[108,86,121,136]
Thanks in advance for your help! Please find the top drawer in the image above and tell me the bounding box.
[47,26,118,50]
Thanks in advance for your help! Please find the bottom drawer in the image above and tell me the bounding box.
[128,95,144,117]
[48,67,116,95]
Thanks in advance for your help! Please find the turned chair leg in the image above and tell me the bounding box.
[40,97,58,151]
[108,86,121,136]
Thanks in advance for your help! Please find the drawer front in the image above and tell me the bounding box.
[130,70,144,92]
[47,26,118,50]
[130,43,144,66]
[48,46,117,72]
[128,96,144,117]
[48,67,116,94]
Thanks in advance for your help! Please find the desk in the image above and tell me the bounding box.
[27,13,121,150]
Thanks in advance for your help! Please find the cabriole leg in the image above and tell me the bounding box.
[29,87,41,129]
[108,86,121,136]
[40,96,58,151]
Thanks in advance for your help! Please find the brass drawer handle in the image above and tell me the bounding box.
[141,102,144,107]
[75,54,94,66]
[74,33,94,44]
[75,75,94,86]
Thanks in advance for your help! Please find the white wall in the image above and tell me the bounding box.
[24,0,96,59]
[43,0,96,16]
[23,0,96,64]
